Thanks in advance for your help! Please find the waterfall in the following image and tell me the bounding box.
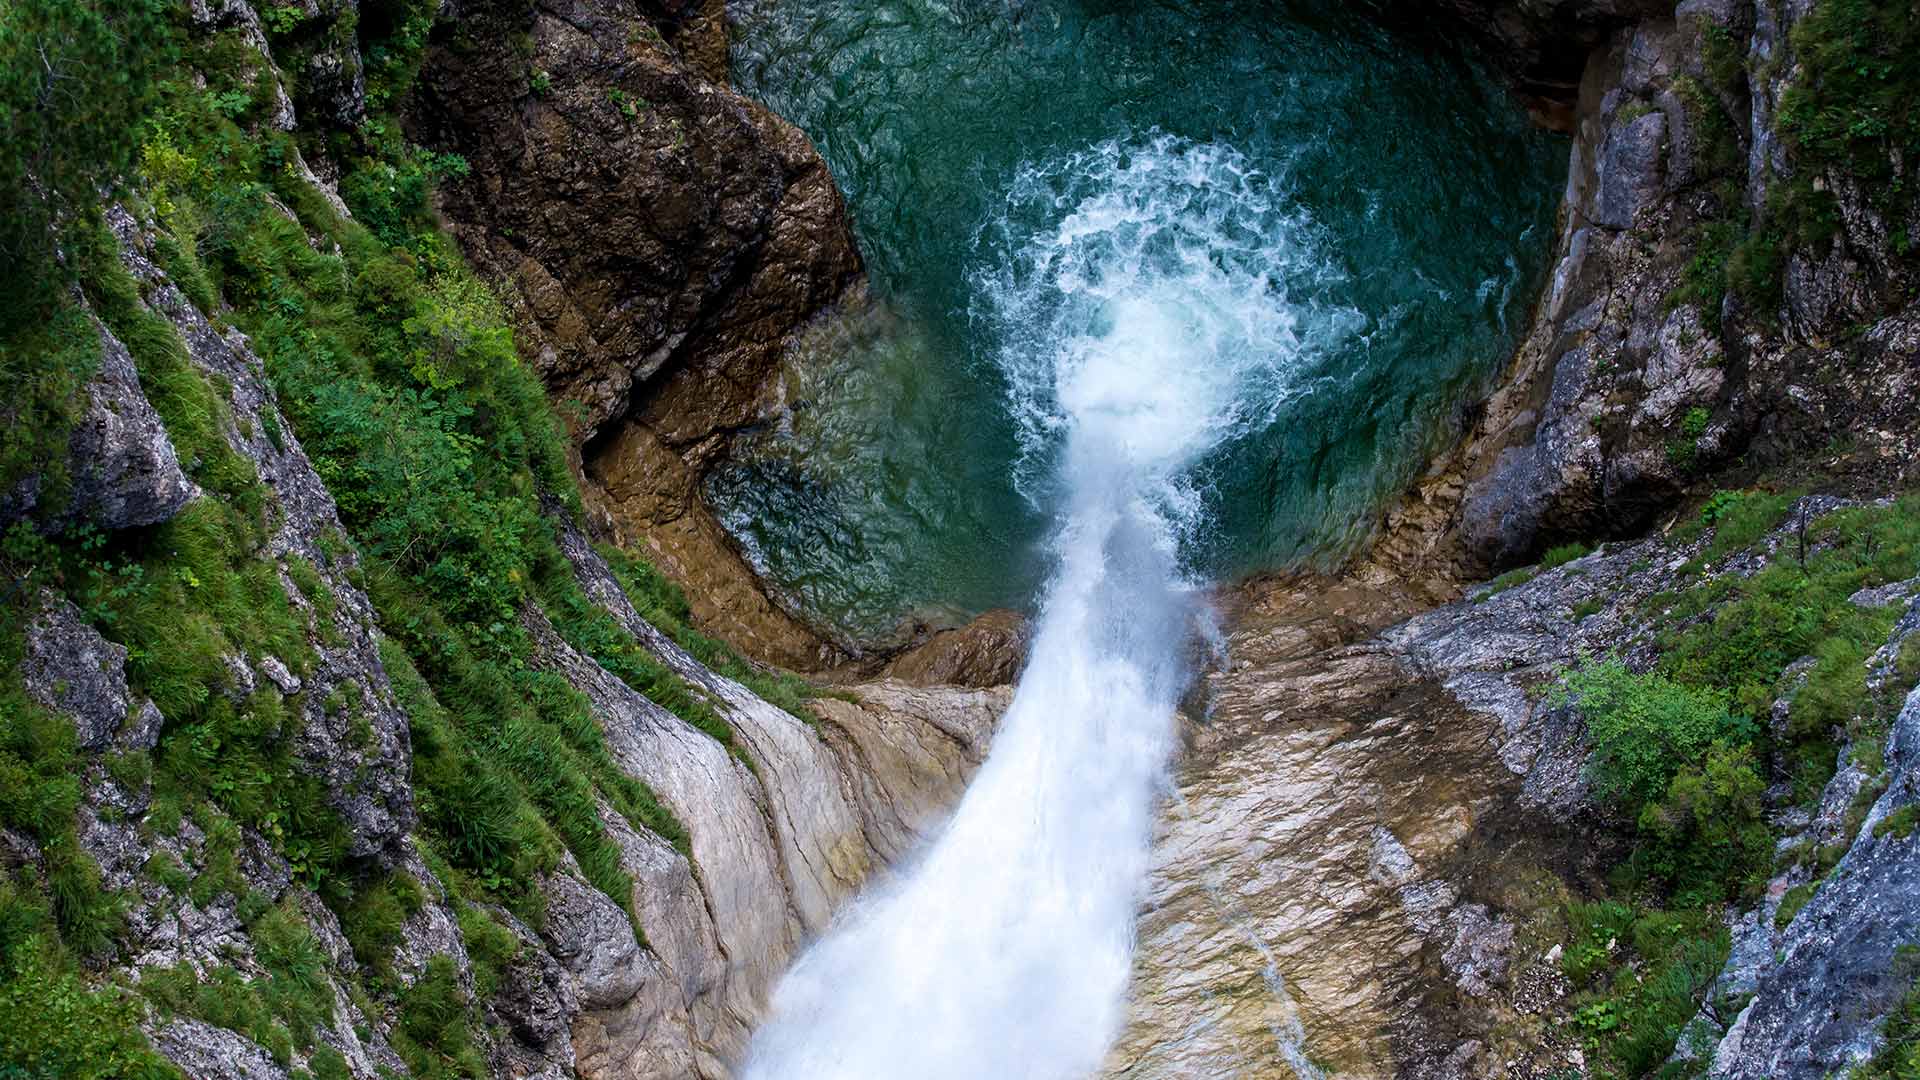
[741,134,1356,1080]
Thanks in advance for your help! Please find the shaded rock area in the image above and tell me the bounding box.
[409,0,863,670]
[1364,0,1920,593]
[1112,502,1920,1078]
[1364,0,1671,128]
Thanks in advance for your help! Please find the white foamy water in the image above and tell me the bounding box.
[741,135,1356,1080]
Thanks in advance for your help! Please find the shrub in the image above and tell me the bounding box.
[1634,741,1772,905]
[1560,659,1750,807]
[1778,0,1920,220]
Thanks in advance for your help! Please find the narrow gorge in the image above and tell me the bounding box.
[0,1,1916,1079]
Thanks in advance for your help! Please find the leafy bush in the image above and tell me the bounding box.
[1560,660,1750,807]
[1565,903,1730,1079]
[0,932,179,1080]
[1633,741,1772,906]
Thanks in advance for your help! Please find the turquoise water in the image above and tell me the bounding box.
[713,0,1566,642]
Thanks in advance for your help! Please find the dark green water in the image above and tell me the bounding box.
[712,0,1566,642]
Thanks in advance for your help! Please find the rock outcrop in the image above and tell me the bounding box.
[409,0,863,669]
[1365,0,1920,591]
[0,312,196,533]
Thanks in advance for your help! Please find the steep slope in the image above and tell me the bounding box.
[0,4,1006,1079]
[1115,495,1920,1077]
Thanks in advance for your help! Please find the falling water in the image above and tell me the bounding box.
[741,135,1359,1079]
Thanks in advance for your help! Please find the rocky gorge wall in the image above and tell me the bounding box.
[406,0,866,672]
[4,0,1919,1077]
[13,172,1005,1080]
[1366,0,1920,596]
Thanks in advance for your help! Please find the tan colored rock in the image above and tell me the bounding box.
[543,519,1016,1076]
[808,681,1008,864]
[881,609,1031,689]
[1105,576,1586,1079]
[413,0,863,669]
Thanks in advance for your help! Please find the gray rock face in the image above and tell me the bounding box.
[541,517,1018,1076]
[153,1019,291,1080]
[22,592,164,752]
[1371,0,1920,583]
[541,868,650,1010]
[555,512,1006,912]
[2,313,196,533]
[1706,603,1920,1078]
[58,316,197,531]
[524,602,797,1058]
[1592,107,1666,228]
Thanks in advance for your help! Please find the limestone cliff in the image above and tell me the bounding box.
[1106,488,1920,1077]
[1104,0,1920,1071]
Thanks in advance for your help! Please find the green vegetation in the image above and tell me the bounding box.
[1560,661,1749,807]
[0,0,171,512]
[1556,491,1920,1075]
[0,929,178,1080]
[1564,900,1731,1080]
[389,955,486,1080]
[1877,803,1920,841]
[1544,542,1594,570]
[596,542,830,721]
[1667,61,1759,325]
[1676,0,1920,327]
[0,0,171,320]
[1474,542,1592,604]
[1688,488,1797,563]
